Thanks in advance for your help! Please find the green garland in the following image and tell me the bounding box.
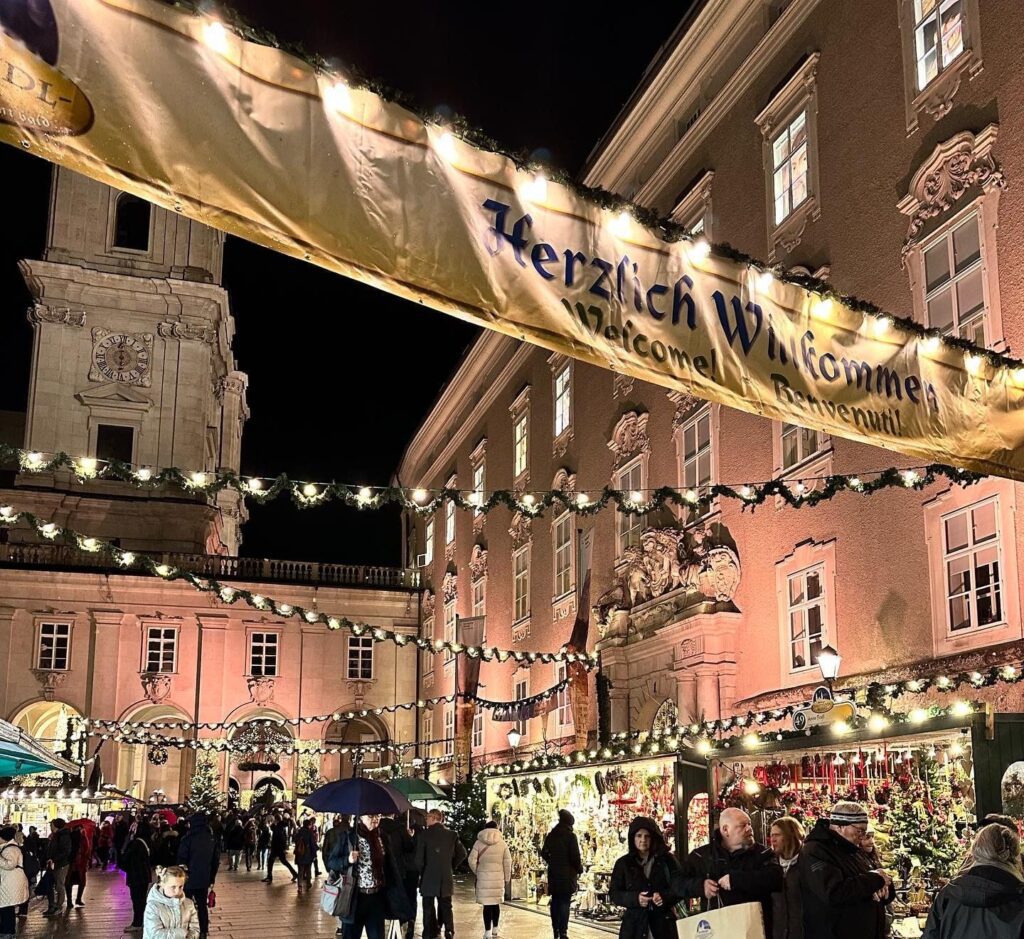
[0,444,982,518]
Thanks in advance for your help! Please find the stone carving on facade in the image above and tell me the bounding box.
[898,125,1004,264]
[218,374,247,397]
[158,321,217,344]
[679,636,705,660]
[469,544,488,581]
[32,669,67,702]
[140,673,172,704]
[612,373,635,400]
[422,590,435,619]
[667,390,704,430]
[508,512,532,549]
[512,620,531,644]
[551,468,577,496]
[27,303,86,328]
[348,680,372,708]
[552,594,577,623]
[441,571,458,603]
[608,411,650,468]
[246,676,276,705]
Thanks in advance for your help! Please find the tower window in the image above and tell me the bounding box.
[95,424,134,464]
[113,193,151,251]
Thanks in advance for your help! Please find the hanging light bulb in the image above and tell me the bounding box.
[201,20,231,54]
[136,467,153,482]
[522,174,548,203]
[688,238,711,262]
[609,211,632,238]
[302,483,319,498]
[812,298,832,320]
[412,488,428,503]
[246,477,263,493]
[323,80,354,116]
[434,131,457,162]
[77,457,98,477]
[755,269,774,292]
[872,316,892,337]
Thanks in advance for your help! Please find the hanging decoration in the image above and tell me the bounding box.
[88,731,456,757]
[147,745,168,766]
[0,444,982,517]
[0,507,597,666]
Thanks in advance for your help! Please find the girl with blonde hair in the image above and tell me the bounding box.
[143,865,200,939]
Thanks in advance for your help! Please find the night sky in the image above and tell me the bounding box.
[0,2,689,566]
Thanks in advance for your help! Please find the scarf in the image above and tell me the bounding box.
[357,823,386,887]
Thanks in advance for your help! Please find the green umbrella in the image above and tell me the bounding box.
[388,777,451,802]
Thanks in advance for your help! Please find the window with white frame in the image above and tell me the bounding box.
[942,498,1003,633]
[912,0,966,91]
[249,632,279,677]
[780,422,826,472]
[472,459,485,515]
[514,412,529,478]
[347,635,374,680]
[680,407,713,503]
[443,704,454,758]
[472,578,486,617]
[423,712,433,758]
[787,567,827,671]
[513,546,530,622]
[554,364,572,437]
[421,622,434,675]
[424,519,434,566]
[513,678,528,738]
[444,498,456,546]
[556,663,571,727]
[553,512,573,599]
[922,212,986,345]
[616,460,645,555]
[670,171,715,242]
[145,626,177,673]
[472,709,484,750]
[443,601,456,664]
[771,111,809,226]
[37,622,70,671]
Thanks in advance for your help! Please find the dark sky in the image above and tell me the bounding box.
[0,2,689,566]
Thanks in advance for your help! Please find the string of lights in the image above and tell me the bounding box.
[0,506,597,667]
[87,732,457,756]
[0,444,981,518]
[864,662,1022,705]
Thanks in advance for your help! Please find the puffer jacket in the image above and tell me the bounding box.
[142,883,200,939]
[922,865,1024,939]
[468,828,512,906]
[0,840,31,907]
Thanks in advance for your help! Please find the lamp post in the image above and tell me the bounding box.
[818,645,842,690]
[506,728,522,760]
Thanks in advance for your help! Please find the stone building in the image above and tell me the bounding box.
[398,0,1024,772]
[0,168,420,805]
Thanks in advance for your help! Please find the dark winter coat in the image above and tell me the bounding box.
[293,826,315,864]
[224,820,246,852]
[323,823,347,871]
[800,820,890,939]
[772,859,804,939]
[380,816,417,876]
[415,823,467,898]
[21,834,41,880]
[609,817,682,939]
[270,819,290,853]
[155,829,179,868]
[177,813,220,891]
[46,827,73,866]
[922,865,1024,939]
[332,827,415,925]
[541,821,584,896]
[122,836,153,888]
[679,830,783,936]
[257,822,271,851]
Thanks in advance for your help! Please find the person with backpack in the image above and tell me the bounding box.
[293,817,316,891]
[242,817,258,872]
[0,824,31,938]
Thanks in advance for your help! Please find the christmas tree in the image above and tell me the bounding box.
[295,752,325,795]
[184,752,224,815]
[449,777,487,853]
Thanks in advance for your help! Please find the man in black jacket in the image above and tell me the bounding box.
[178,812,220,939]
[800,802,893,939]
[42,818,73,916]
[678,807,782,935]
[380,815,419,939]
[541,809,584,939]
[262,811,298,883]
[416,809,467,939]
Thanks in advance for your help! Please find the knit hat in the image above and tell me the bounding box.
[828,801,868,826]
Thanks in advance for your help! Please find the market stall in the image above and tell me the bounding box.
[485,754,706,932]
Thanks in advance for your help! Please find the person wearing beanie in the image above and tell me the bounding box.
[541,809,583,939]
[799,801,893,939]
[609,816,681,939]
[176,813,219,939]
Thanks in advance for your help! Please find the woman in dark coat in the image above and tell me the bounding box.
[769,816,805,939]
[121,820,153,931]
[542,809,584,939]
[609,816,681,939]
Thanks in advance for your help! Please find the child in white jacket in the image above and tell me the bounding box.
[143,865,200,939]
[468,821,513,939]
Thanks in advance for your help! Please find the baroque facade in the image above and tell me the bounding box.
[398,0,1024,771]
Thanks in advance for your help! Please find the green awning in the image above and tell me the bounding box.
[0,720,79,778]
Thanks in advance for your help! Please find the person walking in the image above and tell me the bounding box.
[800,802,893,939]
[177,813,219,939]
[293,817,315,890]
[242,817,258,872]
[380,814,418,939]
[922,823,1024,938]
[143,864,200,939]
[122,820,153,934]
[97,819,114,870]
[15,825,40,921]
[65,820,92,908]
[416,809,467,939]
[0,824,31,939]
[262,812,298,883]
[42,818,73,917]
[609,816,681,939]
[770,816,805,939]
[541,810,584,939]
[322,816,348,874]
[224,817,245,872]
[256,816,271,871]
[468,821,512,939]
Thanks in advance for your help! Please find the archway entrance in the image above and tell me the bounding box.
[10,701,83,760]
[113,704,191,803]
[229,718,294,807]
[324,716,389,780]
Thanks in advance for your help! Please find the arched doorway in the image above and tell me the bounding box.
[651,699,678,736]
[324,715,390,780]
[113,704,191,803]
[251,775,286,811]
[10,701,83,760]
[229,718,294,807]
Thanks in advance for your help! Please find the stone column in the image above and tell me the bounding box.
[717,663,738,717]
[695,666,722,722]
[675,671,698,726]
[217,371,248,474]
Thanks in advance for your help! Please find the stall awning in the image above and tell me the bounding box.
[0,719,79,778]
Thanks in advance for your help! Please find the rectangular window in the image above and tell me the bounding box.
[443,705,454,758]
[513,547,530,623]
[37,622,70,671]
[914,0,965,90]
[95,424,134,464]
[681,408,713,506]
[771,110,809,225]
[347,635,374,680]
[472,710,484,750]
[554,364,572,437]
[554,513,573,598]
[472,461,485,515]
[424,519,434,566]
[943,498,1003,633]
[472,578,486,617]
[788,567,826,671]
[249,632,279,677]
[513,413,529,478]
[445,499,456,546]
[556,663,572,727]
[443,601,456,663]
[781,422,825,471]
[514,679,528,738]
[923,213,986,345]
[423,712,433,759]
[145,626,177,673]
[616,460,644,555]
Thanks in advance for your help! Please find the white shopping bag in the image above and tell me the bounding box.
[676,901,766,939]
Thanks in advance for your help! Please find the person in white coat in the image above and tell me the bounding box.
[0,825,31,939]
[468,821,512,939]
[143,865,200,939]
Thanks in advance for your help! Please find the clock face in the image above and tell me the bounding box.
[93,334,151,384]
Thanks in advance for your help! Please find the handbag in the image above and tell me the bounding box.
[321,873,356,918]
[676,900,766,939]
[208,888,216,908]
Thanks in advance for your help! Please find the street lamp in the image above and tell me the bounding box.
[506,728,522,757]
[818,645,842,687]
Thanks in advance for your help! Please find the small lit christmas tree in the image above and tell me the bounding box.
[449,777,487,854]
[184,751,224,815]
[295,752,325,795]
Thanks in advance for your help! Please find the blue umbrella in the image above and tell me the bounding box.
[302,778,413,815]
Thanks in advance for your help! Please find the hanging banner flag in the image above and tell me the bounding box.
[4,0,1024,478]
[566,528,594,751]
[454,615,484,782]
[489,688,561,725]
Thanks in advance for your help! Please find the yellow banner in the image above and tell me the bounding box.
[2,0,1022,478]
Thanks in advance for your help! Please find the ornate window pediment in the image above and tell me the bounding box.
[608,411,650,468]
[469,544,488,581]
[667,390,704,430]
[551,467,577,495]
[508,511,532,549]
[441,571,458,603]
[612,373,635,400]
[422,589,435,619]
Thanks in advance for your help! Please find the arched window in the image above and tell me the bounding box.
[651,699,678,736]
[113,193,151,250]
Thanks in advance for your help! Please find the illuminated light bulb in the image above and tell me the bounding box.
[832,721,850,736]
[0,506,13,519]
[1003,665,1018,679]
[80,538,99,552]
[202,20,231,54]
[576,493,590,507]
[327,617,340,630]
[78,457,98,476]
[136,467,153,482]
[155,564,173,577]
[743,733,760,749]
[971,671,984,685]
[689,238,711,262]
[323,80,353,116]
[247,477,263,492]
[922,335,941,353]
[1013,368,1024,386]
[219,587,235,601]
[305,610,319,623]
[696,739,713,756]
[872,316,892,337]
[951,701,972,718]
[629,490,643,504]
[412,488,428,503]
[358,486,373,503]
[302,483,318,498]
[909,708,928,724]
[25,451,43,468]
[190,471,207,486]
[609,211,632,238]
[937,675,951,688]
[740,485,753,499]
[965,353,983,375]
[742,778,760,795]
[755,270,774,292]
[812,298,832,320]
[848,477,862,490]
[901,470,920,487]
[40,523,58,538]
[522,174,548,203]
[119,552,136,566]
[950,741,965,757]
[906,680,923,692]
[684,489,698,504]
[251,595,266,607]
[434,131,457,162]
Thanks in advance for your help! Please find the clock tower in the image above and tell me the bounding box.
[10,168,248,555]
